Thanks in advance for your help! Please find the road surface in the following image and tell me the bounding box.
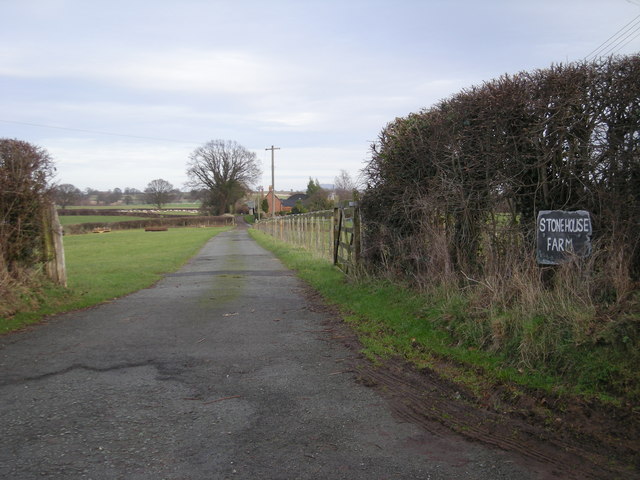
[0,228,556,479]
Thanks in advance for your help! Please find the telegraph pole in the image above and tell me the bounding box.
[265,145,280,217]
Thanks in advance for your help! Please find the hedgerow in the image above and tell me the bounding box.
[0,139,56,318]
[361,56,640,398]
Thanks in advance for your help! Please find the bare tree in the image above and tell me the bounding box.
[144,179,174,209]
[54,184,82,209]
[186,140,261,215]
[334,169,356,202]
[108,187,123,205]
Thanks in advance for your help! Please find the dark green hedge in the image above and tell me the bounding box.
[57,209,188,217]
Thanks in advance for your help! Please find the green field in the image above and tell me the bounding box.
[64,203,200,210]
[58,215,151,225]
[1,227,230,333]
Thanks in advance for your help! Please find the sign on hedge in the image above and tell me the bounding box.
[536,210,592,265]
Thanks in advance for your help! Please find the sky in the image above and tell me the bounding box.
[1,0,639,193]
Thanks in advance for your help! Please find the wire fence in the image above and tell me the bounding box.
[254,210,334,262]
[254,206,361,273]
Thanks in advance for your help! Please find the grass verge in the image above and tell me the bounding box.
[249,228,638,407]
[1,227,230,334]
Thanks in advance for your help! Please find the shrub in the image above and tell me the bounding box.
[0,138,55,270]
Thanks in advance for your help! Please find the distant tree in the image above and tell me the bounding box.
[54,184,82,209]
[334,169,356,202]
[108,187,123,205]
[304,177,332,211]
[306,177,322,196]
[188,188,205,202]
[144,179,175,209]
[291,200,307,214]
[261,198,269,214]
[96,191,109,205]
[186,139,261,215]
[171,189,183,203]
[123,187,141,205]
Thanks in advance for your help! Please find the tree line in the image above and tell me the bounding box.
[56,138,358,214]
[54,183,198,209]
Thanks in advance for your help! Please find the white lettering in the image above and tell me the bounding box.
[546,237,574,252]
[539,214,592,234]
[565,238,573,251]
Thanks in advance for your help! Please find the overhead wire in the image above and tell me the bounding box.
[596,20,640,57]
[584,13,640,61]
[610,24,640,54]
[0,119,201,145]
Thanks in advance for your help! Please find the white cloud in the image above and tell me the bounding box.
[1,45,288,96]
[46,138,193,190]
[108,49,280,95]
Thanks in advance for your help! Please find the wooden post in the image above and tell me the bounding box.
[353,205,361,268]
[44,203,67,287]
[314,214,319,257]
[333,207,341,266]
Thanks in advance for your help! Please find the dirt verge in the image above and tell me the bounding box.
[302,287,640,480]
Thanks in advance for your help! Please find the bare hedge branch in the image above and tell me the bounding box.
[361,55,640,289]
[0,139,55,270]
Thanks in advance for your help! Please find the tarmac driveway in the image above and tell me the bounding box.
[0,228,554,479]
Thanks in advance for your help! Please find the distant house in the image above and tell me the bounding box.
[261,189,311,214]
[263,187,284,214]
[281,193,309,212]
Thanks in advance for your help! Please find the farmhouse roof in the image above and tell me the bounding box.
[281,193,309,207]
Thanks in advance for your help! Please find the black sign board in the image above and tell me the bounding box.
[536,210,592,265]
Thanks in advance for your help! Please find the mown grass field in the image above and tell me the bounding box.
[58,215,151,225]
[1,227,230,334]
[248,228,639,406]
[64,203,200,210]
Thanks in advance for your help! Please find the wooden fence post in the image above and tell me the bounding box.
[333,207,341,266]
[44,204,67,287]
[353,204,361,267]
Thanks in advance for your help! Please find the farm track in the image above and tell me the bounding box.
[1,224,637,479]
